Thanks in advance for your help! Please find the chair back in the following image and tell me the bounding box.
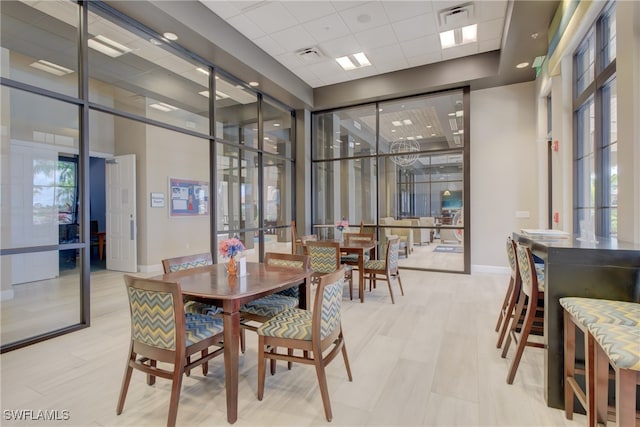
[506,236,518,281]
[515,243,538,299]
[161,252,213,273]
[386,237,400,275]
[305,240,340,274]
[264,252,310,270]
[312,267,345,343]
[343,232,375,244]
[291,220,300,254]
[123,275,185,362]
[299,234,318,245]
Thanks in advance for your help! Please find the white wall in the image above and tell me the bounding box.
[470,81,540,270]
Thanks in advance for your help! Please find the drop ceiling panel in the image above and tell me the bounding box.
[282,1,337,23]
[303,13,351,43]
[354,24,397,49]
[270,26,316,52]
[392,13,438,42]
[382,1,435,22]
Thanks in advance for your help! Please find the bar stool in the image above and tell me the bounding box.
[588,322,640,426]
[559,297,640,425]
[495,236,520,348]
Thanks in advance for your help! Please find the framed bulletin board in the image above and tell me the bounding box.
[169,177,209,217]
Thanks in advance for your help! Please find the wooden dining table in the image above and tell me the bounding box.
[157,262,311,424]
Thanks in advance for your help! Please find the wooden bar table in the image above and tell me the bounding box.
[513,232,640,410]
[158,262,311,424]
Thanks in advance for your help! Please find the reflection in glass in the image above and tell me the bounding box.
[313,105,377,160]
[263,155,292,228]
[263,100,293,157]
[87,5,209,134]
[0,0,78,97]
[215,75,258,146]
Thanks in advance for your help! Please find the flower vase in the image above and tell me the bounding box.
[227,256,238,276]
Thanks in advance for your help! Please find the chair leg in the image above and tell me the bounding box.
[240,328,246,354]
[593,341,609,426]
[167,367,184,427]
[313,355,333,422]
[385,277,395,304]
[201,349,208,376]
[340,332,353,382]
[270,348,277,376]
[495,277,514,332]
[257,336,266,401]
[396,274,404,296]
[506,295,537,384]
[615,368,636,427]
[563,311,576,420]
[497,282,518,349]
[502,291,526,359]
[147,359,157,385]
[288,348,293,370]
[116,360,134,415]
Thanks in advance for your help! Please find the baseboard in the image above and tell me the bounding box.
[471,264,510,275]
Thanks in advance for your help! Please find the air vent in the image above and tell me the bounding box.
[296,47,324,63]
[438,3,475,28]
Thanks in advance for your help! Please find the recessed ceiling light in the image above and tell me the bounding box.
[336,52,372,71]
[516,62,530,68]
[391,129,396,133]
[427,125,433,128]
[198,90,209,98]
[163,32,178,41]
[462,24,477,44]
[196,67,210,75]
[149,38,162,46]
[440,24,477,49]
[431,133,437,136]
[88,35,131,58]
[403,119,413,125]
[249,81,259,87]
[29,60,73,76]
[392,121,403,126]
[273,123,280,127]
[448,112,455,116]
[439,30,455,49]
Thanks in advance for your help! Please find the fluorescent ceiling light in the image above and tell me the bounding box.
[440,24,477,49]
[88,35,131,58]
[456,110,463,117]
[198,90,209,98]
[403,119,413,125]
[196,67,209,75]
[149,102,178,112]
[273,123,280,127]
[407,136,415,140]
[353,52,371,67]
[215,90,230,99]
[392,121,403,127]
[516,62,529,68]
[439,30,455,49]
[29,60,73,76]
[336,52,372,71]
[336,56,356,71]
[462,24,477,44]
[449,118,458,131]
[416,135,423,139]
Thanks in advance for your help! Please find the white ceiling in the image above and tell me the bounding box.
[200,1,508,88]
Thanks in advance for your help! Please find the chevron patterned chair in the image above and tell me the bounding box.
[340,232,375,267]
[362,236,404,304]
[495,236,523,349]
[257,267,353,421]
[588,322,640,427]
[503,243,546,384]
[559,297,640,424]
[117,275,225,427]
[304,240,354,300]
[238,252,310,371]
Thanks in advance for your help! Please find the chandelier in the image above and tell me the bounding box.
[390,139,420,167]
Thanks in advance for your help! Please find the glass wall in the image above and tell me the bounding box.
[0,0,296,352]
[312,89,468,273]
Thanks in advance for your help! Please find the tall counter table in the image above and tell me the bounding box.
[513,232,640,410]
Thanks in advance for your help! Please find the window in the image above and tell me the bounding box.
[573,2,616,238]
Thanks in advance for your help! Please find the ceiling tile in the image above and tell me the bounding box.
[270,26,317,52]
[199,1,244,19]
[441,42,479,61]
[373,59,410,74]
[400,33,441,57]
[303,13,351,43]
[331,1,369,12]
[354,24,398,50]
[252,35,287,56]
[367,44,409,64]
[392,13,437,42]
[319,34,362,57]
[478,18,504,42]
[282,1,336,23]
[478,38,501,53]
[338,2,390,33]
[382,1,434,22]
[477,0,508,21]
[406,51,443,67]
[227,14,266,40]
[274,52,309,70]
[244,3,299,34]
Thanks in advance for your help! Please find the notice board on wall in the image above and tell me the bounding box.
[169,177,209,217]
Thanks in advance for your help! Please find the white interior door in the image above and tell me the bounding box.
[105,154,137,272]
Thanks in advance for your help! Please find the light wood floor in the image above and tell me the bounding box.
[0,268,587,426]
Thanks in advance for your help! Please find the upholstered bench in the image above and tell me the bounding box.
[587,322,640,426]
[559,297,640,424]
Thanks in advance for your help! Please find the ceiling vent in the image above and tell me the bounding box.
[438,3,475,28]
[296,47,324,63]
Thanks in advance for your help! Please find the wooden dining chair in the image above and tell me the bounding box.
[161,252,222,375]
[495,236,521,348]
[304,240,354,300]
[291,220,301,255]
[238,252,310,370]
[257,267,353,421]
[117,275,225,427]
[362,236,404,304]
[340,232,375,268]
[503,243,545,384]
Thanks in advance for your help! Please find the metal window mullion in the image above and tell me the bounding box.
[257,94,264,262]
